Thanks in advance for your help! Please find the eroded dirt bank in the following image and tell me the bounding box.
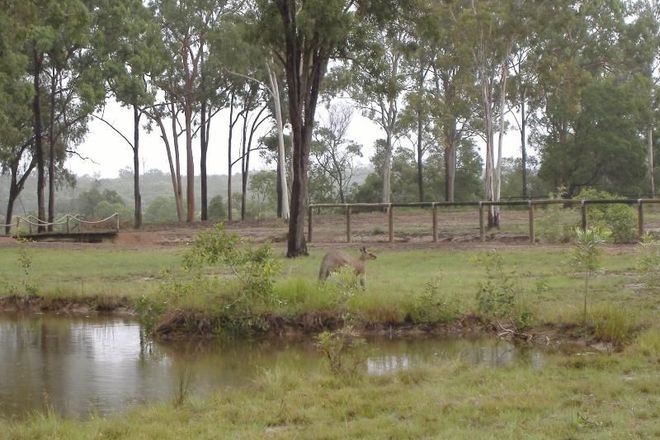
[0,295,621,351]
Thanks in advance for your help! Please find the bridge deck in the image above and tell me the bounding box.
[16,230,118,243]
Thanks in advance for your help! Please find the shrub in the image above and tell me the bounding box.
[576,188,637,243]
[315,326,365,377]
[572,227,606,323]
[407,277,459,324]
[474,250,531,330]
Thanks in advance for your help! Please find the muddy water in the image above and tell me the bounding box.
[0,314,543,419]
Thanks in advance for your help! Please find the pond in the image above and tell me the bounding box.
[0,314,544,419]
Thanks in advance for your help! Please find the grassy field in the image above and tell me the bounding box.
[1,329,658,439]
[0,242,656,329]
[0,239,659,438]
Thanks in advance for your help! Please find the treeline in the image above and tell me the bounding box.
[0,1,658,256]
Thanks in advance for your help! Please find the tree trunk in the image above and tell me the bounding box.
[5,179,18,236]
[154,112,183,223]
[649,125,655,198]
[444,133,456,203]
[47,70,56,231]
[240,110,249,221]
[416,111,424,202]
[382,131,393,204]
[520,87,528,199]
[185,105,195,223]
[267,63,289,220]
[33,50,46,233]
[227,94,235,222]
[200,100,208,221]
[133,104,142,229]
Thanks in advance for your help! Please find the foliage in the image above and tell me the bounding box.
[537,204,578,244]
[576,188,637,243]
[207,195,227,221]
[182,224,281,306]
[572,227,607,323]
[474,250,531,330]
[637,235,660,291]
[144,196,178,224]
[0,241,37,296]
[407,277,459,324]
[314,326,365,377]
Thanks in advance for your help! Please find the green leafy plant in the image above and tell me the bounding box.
[183,224,281,305]
[314,326,365,377]
[637,234,660,291]
[576,188,637,243]
[408,277,459,324]
[474,251,531,330]
[572,227,606,323]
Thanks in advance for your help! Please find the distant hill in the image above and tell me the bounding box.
[0,166,373,220]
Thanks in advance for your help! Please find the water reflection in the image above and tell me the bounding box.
[0,314,543,419]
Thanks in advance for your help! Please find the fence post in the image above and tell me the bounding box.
[479,202,485,242]
[581,200,587,231]
[115,213,120,231]
[388,204,394,243]
[528,200,535,244]
[15,217,20,235]
[66,215,70,233]
[308,205,313,243]
[432,203,438,243]
[638,199,644,239]
[346,204,352,243]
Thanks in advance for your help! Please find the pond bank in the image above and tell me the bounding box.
[0,294,619,351]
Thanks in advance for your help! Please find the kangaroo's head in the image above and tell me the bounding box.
[360,246,377,261]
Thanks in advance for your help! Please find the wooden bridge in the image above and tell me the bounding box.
[0,213,120,243]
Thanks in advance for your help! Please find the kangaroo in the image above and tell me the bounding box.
[318,246,377,289]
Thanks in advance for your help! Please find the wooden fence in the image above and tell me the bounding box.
[307,199,660,244]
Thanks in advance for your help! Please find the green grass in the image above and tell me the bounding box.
[1,329,658,439]
[1,242,659,438]
[0,244,656,330]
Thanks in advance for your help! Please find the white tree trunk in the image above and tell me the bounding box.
[267,63,290,220]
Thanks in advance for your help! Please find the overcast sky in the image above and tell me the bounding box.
[67,98,522,179]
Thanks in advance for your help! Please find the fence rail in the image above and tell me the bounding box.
[307,199,660,244]
[0,213,120,236]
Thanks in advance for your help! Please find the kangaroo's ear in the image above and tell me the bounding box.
[360,246,367,253]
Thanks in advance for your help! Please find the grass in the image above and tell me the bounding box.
[1,241,659,438]
[1,329,658,439]
[0,243,656,330]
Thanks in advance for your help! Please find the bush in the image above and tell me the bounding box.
[145,196,178,224]
[208,195,226,221]
[407,277,459,324]
[474,250,531,330]
[576,188,637,243]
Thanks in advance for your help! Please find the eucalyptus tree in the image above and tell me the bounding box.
[149,0,239,223]
[0,7,34,233]
[311,102,362,203]
[340,22,409,205]
[410,0,478,203]
[93,0,165,228]
[254,0,403,257]
[17,0,104,230]
[624,0,659,196]
[535,0,646,196]
[455,0,518,227]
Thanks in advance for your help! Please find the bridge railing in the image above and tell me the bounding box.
[307,199,660,244]
[0,213,120,236]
